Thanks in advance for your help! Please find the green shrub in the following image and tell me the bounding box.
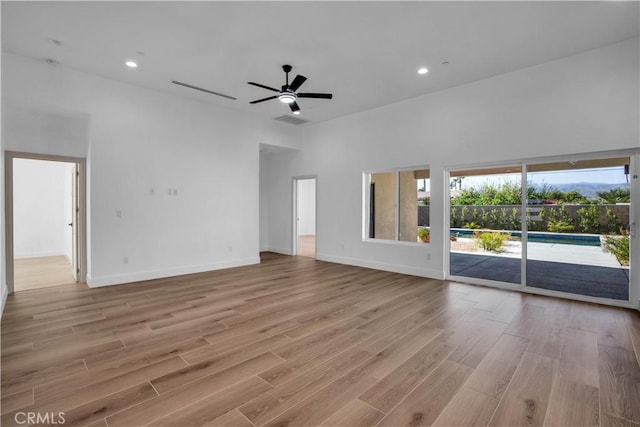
[605,208,623,234]
[604,234,629,266]
[460,206,470,224]
[547,220,575,233]
[417,228,430,243]
[463,221,482,229]
[450,207,459,228]
[497,208,509,230]
[474,231,510,252]
[577,205,601,233]
[471,208,481,226]
[510,208,521,229]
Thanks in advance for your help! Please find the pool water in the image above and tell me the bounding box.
[450,228,601,247]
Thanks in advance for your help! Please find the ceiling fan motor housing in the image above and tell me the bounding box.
[278,91,297,104]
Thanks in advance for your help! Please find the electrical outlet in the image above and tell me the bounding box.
[123,256,129,264]
[116,210,122,218]
[426,253,431,260]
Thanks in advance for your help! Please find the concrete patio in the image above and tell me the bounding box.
[450,240,629,300]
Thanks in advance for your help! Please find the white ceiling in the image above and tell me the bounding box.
[2,1,638,125]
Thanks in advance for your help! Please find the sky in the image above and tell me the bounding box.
[417,166,630,192]
[455,166,629,189]
[528,167,629,185]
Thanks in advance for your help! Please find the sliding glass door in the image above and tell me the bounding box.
[449,166,522,285]
[525,158,631,300]
[448,155,634,303]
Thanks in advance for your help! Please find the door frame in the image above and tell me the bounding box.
[445,148,639,309]
[4,151,87,294]
[292,175,317,257]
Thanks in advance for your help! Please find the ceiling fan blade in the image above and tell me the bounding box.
[288,75,307,92]
[297,93,333,99]
[289,101,300,113]
[249,95,278,104]
[248,82,280,92]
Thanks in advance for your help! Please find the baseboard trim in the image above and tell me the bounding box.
[316,253,444,280]
[14,251,66,259]
[86,257,260,288]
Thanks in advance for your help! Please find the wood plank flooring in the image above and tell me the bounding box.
[14,255,76,291]
[1,252,639,427]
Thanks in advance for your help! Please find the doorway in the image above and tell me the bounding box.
[446,152,637,305]
[5,152,87,293]
[448,165,522,285]
[293,177,316,258]
[525,157,632,300]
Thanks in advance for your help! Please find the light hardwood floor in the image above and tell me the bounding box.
[14,255,76,291]
[1,253,639,427]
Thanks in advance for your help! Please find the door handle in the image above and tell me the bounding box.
[68,223,73,227]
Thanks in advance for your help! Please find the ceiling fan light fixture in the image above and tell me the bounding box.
[279,92,296,104]
[292,110,301,115]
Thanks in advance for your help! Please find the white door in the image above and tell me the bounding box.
[294,178,317,258]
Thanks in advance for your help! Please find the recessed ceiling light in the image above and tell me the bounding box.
[292,111,301,115]
[417,67,428,75]
[125,61,138,68]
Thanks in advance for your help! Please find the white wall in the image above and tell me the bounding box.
[1,1,6,312]
[264,38,640,284]
[296,179,316,236]
[259,152,270,252]
[13,159,74,259]
[2,52,301,288]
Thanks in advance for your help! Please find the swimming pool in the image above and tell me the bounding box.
[450,228,601,246]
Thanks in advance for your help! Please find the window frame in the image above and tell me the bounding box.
[363,164,430,245]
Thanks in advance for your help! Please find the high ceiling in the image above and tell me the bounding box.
[2,1,638,125]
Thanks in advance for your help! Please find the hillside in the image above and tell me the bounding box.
[552,182,630,199]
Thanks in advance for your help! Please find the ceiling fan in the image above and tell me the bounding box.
[248,65,333,114]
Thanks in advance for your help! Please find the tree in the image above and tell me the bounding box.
[451,182,590,206]
[451,182,521,205]
[528,183,588,204]
[597,188,630,204]
[450,177,464,190]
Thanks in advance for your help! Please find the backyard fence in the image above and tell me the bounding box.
[418,204,629,234]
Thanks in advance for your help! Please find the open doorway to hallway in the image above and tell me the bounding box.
[294,178,316,258]
[10,157,81,291]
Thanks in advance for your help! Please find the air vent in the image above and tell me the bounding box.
[171,80,236,100]
[273,115,309,125]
